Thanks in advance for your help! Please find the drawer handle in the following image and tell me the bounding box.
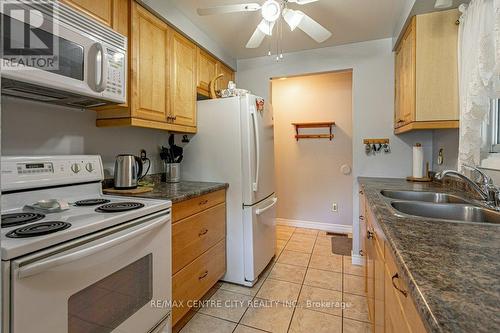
[367,230,374,239]
[391,273,408,297]
[198,228,208,237]
[359,215,365,221]
[359,249,364,256]
[199,270,209,280]
[199,199,209,206]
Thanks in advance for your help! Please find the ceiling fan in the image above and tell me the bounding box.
[197,0,332,50]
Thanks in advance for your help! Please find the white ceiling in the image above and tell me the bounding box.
[169,0,407,59]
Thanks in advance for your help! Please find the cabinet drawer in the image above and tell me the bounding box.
[172,203,226,274]
[172,240,226,325]
[385,244,427,333]
[172,190,226,223]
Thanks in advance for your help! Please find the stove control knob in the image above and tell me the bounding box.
[85,162,94,173]
[71,163,81,174]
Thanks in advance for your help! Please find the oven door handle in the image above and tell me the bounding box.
[16,216,167,279]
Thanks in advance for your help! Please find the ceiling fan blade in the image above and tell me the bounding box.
[287,0,319,4]
[295,11,332,43]
[197,3,261,16]
[246,27,266,48]
[246,19,275,48]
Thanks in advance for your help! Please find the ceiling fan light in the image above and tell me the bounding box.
[283,8,304,31]
[258,20,275,36]
[434,0,453,9]
[261,0,281,22]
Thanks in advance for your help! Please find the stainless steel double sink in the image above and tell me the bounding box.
[380,190,500,224]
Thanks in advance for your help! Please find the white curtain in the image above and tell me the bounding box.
[458,0,500,170]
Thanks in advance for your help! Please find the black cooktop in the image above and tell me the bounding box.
[6,221,71,238]
[95,202,145,213]
[1,212,45,228]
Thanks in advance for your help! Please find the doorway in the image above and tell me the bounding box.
[271,70,353,231]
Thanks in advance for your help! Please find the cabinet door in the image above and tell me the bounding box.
[374,243,385,333]
[366,224,375,324]
[415,10,460,122]
[216,62,235,91]
[197,48,217,95]
[359,189,367,289]
[62,0,113,27]
[170,32,197,127]
[395,17,416,128]
[131,3,170,122]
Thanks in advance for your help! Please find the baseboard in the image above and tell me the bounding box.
[276,218,352,234]
[351,253,364,266]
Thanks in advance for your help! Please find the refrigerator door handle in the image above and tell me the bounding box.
[251,110,260,192]
[256,197,278,216]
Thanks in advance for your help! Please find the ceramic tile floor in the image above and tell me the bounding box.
[176,225,371,333]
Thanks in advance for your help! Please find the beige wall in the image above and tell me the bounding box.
[272,71,353,227]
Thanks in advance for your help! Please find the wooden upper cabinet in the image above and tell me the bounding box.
[61,0,128,37]
[395,18,416,128]
[197,48,218,95]
[394,9,459,134]
[170,32,197,128]
[130,3,170,122]
[216,62,235,91]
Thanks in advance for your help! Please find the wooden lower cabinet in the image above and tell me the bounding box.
[172,189,226,223]
[384,243,427,333]
[172,203,226,274]
[360,186,427,333]
[172,240,226,325]
[171,189,227,326]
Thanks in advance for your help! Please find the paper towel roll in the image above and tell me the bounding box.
[412,143,424,178]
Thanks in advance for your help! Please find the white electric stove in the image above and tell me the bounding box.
[1,155,172,333]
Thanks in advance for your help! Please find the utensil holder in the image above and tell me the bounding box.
[165,162,180,183]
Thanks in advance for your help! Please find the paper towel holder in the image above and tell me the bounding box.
[407,162,432,182]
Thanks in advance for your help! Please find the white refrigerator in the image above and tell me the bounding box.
[182,94,277,286]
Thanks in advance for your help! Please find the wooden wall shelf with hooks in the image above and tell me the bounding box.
[363,138,390,145]
[292,122,335,141]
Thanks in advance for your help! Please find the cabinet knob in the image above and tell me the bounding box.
[367,230,374,239]
[391,273,408,297]
[359,215,365,221]
[359,249,364,257]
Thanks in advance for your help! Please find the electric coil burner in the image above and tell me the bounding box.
[6,221,72,238]
[1,213,45,228]
[95,202,145,213]
[74,199,111,206]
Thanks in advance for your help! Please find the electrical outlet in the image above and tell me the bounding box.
[332,203,338,212]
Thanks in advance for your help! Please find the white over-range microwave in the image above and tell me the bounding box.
[0,1,127,108]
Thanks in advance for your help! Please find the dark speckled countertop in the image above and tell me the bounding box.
[358,177,500,333]
[108,181,228,203]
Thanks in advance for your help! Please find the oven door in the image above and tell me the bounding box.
[10,210,171,333]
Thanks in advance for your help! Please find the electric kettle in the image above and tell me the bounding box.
[114,154,146,189]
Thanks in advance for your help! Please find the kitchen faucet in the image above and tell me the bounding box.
[435,165,500,210]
